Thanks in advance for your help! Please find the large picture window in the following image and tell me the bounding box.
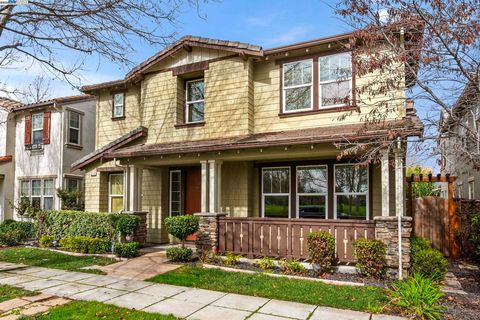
[262,167,290,218]
[186,79,205,123]
[319,52,352,108]
[334,164,368,220]
[109,173,124,212]
[282,59,313,112]
[20,178,54,211]
[296,166,328,219]
[170,170,182,217]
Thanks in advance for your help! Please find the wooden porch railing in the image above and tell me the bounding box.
[218,217,375,263]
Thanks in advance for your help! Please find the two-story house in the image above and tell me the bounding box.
[0,97,19,221]
[73,33,423,244]
[13,95,96,214]
[440,79,480,199]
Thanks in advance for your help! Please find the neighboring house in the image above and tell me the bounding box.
[440,80,480,199]
[12,95,96,215]
[74,33,423,244]
[0,97,20,221]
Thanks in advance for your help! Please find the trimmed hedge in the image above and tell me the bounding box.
[42,210,138,241]
[59,236,111,254]
[354,238,386,278]
[166,247,193,262]
[307,231,336,273]
[0,220,36,246]
[114,242,139,258]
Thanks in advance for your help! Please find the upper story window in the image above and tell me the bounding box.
[185,79,205,123]
[68,111,82,145]
[281,52,353,114]
[31,113,44,145]
[319,52,352,108]
[283,60,313,112]
[112,92,125,119]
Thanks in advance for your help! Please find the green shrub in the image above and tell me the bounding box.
[281,259,306,275]
[354,238,386,278]
[166,247,193,262]
[410,236,447,283]
[389,274,446,320]
[56,189,84,211]
[256,256,275,270]
[471,213,480,256]
[0,220,36,246]
[39,235,54,248]
[199,249,218,264]
[114,214,139,239]
[164,215,199,247]
[114,242,139,258]
[307,231,336,273]
[223,252,241,266]
[59,236,110,254]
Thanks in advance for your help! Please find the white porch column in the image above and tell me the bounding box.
[208,160,222,213]
[125,165,143,211]
[381,149,390,217]
[200,160,209,213]
[395,149,405,217]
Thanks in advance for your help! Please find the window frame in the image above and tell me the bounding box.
[295,165,328,219]
[19,178,55,211]
[67,110,82,146]
[65,177,81,193]
[108,173,124,213]
[468,179,475,200]
[169,170,182,217]
[261,166,291,218]
[318,52,353,109]
[333,163,369,220]
[185,78,205,124]
[111,92,125,119]
[31,113,44,145]
[282,59,314,113]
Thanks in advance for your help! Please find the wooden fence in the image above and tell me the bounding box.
[218,217,375,263]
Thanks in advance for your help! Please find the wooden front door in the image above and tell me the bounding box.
[184,166,201,241]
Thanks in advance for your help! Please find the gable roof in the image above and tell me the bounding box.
[13,94,94,113]
[0,97,20,112]
[71,126,148,171]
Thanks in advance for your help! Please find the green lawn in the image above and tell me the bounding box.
[148,266,388,312]
[19,301,177,320]
[0,284,35,303]
[0,248,116,274]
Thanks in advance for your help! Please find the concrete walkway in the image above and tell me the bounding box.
[0,262,405,320]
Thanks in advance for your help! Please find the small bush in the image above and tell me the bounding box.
[199,249,218,264]
[281,259,306,275]
[354,238,386,278]
[114,242,139,258]
[471,213,480,257]
[0,220,36,246]
[165,215,199,247]
[389,274,446,320]
[60,236,110,254]
[307,231,336,273]
[39,235,54,248]
[410,236,447,283]
[166,247,193,262]
[114,214,139,239]
[223,252,241,266]
[256,256,275,270]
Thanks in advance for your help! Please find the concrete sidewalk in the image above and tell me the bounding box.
[0,262,405,320]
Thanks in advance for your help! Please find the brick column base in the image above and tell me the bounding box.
[374,216,412,278]
[124,211,147,245]
[194,213,226,254]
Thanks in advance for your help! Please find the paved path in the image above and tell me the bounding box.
[0,262,405,320]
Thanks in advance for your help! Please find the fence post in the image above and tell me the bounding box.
[374,216,412,278]
[194,213,227,255]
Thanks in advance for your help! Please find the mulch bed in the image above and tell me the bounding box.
[442,260,480,320]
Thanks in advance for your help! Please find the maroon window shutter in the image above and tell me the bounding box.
[42,111,51,145]
[24,114,32,146]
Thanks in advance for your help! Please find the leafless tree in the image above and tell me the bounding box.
[16,75,52,104]
[0,0,204,95]
[332,0,479,169]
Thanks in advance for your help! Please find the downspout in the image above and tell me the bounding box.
[397,136,403,280]
[58,103,63,210]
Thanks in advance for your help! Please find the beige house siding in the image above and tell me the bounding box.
[84,167,109,213]
[142,167,169,243]
[220,161,254,217]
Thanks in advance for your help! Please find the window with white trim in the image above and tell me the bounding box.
[319,52,352,108]
[169,170,182,217]
[282,59,313,112]
[20,178,54,211]
[186,79,205,123]
[262,167,290,218]
[468,180,475,200]
[109,173,124,212]
[68,111,81,145]
[31,113,44,145]
[296,166,327,219]
[112,93,125,118]
[334,164,368,220]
